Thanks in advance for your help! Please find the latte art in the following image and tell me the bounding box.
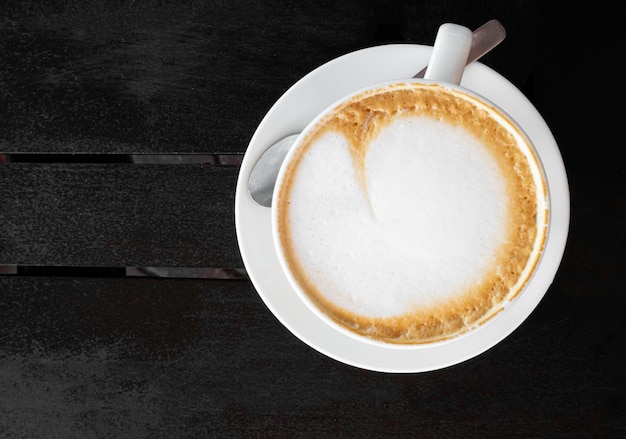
[275,82,548,344]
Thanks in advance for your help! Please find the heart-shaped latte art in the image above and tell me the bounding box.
[276,83,545,344]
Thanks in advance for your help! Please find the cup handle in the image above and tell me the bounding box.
[424,23,473,85]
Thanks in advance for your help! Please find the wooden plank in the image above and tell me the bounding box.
[0,1,371,154]
[0,276,311,436]
[0,277,270,357]
[0,163,243,267]
[0,276,623,436]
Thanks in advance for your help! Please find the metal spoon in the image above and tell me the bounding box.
[249,19,506,207]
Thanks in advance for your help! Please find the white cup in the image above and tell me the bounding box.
[272,24,549,346]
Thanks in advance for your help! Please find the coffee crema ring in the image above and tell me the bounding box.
[276,82,548,345]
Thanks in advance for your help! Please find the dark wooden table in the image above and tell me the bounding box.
[1,1,624,437]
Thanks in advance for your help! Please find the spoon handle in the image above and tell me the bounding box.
[413,19,506,79]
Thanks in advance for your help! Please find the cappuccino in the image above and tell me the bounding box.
[275,82,548,344]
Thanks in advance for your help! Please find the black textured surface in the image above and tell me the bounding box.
[0,163,240,267]
[1,0,625,437]
[0,276,623,437]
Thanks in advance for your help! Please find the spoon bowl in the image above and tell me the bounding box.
[247,134,300,208]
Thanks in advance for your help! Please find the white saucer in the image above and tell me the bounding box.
[234,44,569,373]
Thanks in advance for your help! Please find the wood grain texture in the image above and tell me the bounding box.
[0,276,624,437]
[0,163,242,267]
[0,0,371,154]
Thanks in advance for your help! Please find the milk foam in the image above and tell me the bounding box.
[276,82,545,343]
[286,116,508,318]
